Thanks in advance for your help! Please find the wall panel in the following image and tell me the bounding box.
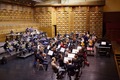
[34,7,52,37]
[34,6,103,37]
[0,3,34,22]
[0,3,37,41]
[104,12,120,41]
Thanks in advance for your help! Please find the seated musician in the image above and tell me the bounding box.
[51,57,65,79]
[25,41,33,53]
[58,54,65,68]
[64,32,67,38]
[75,31,79,38]
[3,41,12,55]
[66,60,76,80]
[72,54,82,79]
[51,57,59,72]
[65,48,71,57]
[34,50,39,67]
[88,37,94,47]
[77,49,89,67]
[39,51,48,71]
[87,37,94,52]
[91,34,97,42]
[19,41,27,55]
[81,41,85,47]
[60,41,66,48]
[11,39,19,52]
[72,55,80,70]
[52,46,60,60]
[56,32,61,39]
[80,37,85,47]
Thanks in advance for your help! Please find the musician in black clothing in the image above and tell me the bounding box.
[72,55,82,80]
[34,51,48,71]
[58,54,65,68]
[3,41,12,55]
[66,60,76,80]
[39,51,49,71]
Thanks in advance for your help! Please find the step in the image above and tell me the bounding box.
[0,51,18,62]
[116,54,120,56]
[116,56,120,59]
[118,62,120,65]
[117,59,120,62]
[17,52,34,59]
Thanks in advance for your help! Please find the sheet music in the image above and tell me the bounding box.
[72,49,78,54]
[47,45,50,49]
[77,46,82,50]
[37,45,40,50]
[57,45,61,49]
[68,54,75,58]
[64,57,72,63]
[48,50,53,56]
[68,43,70,47]
[60,48,65,53]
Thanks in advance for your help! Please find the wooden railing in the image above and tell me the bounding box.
[112,41,120,79]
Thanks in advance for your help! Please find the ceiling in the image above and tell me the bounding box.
[32,0,57,3]
[32,0,61,5]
